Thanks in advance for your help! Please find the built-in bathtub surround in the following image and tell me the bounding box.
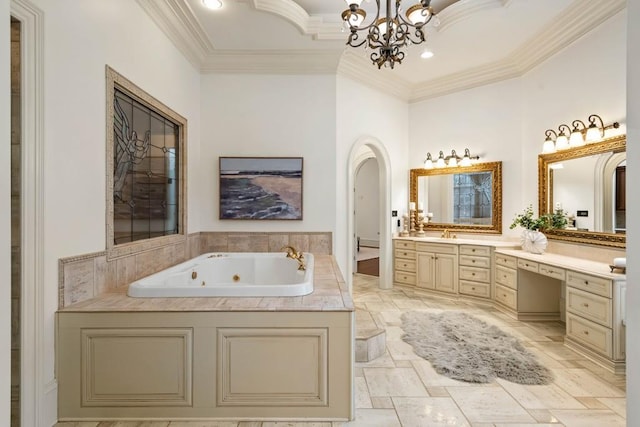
[58,231,332,308]
[57,255,353,421]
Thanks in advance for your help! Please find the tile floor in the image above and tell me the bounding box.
[55,274,626,427]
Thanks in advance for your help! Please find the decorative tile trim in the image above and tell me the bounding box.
[59,232,332,309]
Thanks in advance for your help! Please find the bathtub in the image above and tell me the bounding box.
[127,252,314,297]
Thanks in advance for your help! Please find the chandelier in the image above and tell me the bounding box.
[341,0,438,69]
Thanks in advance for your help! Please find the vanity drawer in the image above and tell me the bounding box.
[460,255,491,269]
[566,271,611,298]
[495,254,517,269]
[566,313,612,358]
[394,240,416,250]
[395,258,416,273]
[394,271,416,286]
[459,280,491,298]
[416,243,458,255]
[539,263,566,281]
[460,245,491,257]
[495,284,517,310]
[459,266,490,283]
[517,259,539,273]
[567,286,612,328]
[394,249,416,260]
[495,265,517,289]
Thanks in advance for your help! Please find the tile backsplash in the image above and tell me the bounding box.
[59,231,332,308]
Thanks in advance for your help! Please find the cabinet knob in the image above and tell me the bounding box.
[584,330,589,335]
[583,303,589,308]
[472,249,476,252]
[472,260,476,263]
[472,287,476,291]
[472,273,476,276]
[584,281,589,285]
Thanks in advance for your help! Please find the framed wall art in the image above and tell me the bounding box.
[219,157,303,220]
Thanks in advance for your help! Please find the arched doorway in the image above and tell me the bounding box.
[346,136,392,290]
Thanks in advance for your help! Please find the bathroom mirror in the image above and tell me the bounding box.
[538,134,625,248]
[410,162,502,234]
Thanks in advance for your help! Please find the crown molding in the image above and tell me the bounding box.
[337,52,412,101]
[137,0,626,102]
[201,49,342,74]
[510,0,626,72]
[409,0,626,102]
[409,59,521,102]
[136,0,213,67]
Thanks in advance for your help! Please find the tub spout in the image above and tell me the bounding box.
[281,245,306,271]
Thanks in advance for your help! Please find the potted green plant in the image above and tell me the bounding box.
[510,205,567,254]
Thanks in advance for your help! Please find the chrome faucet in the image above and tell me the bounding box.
[281,245,306,271]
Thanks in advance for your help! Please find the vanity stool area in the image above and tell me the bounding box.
[393,237,627,374]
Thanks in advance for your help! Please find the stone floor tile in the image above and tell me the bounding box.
[370,397,394,409]
[550,409,626,427]
[338,409,401,427]
[393,396,471,426]
[495,378,585,410]
[354,377,372,409]
[363,367,429,397]
[551,368,625,398]
[447,386,536,423]
[597,397,626,417]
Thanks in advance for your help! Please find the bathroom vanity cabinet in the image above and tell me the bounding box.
[494,249,626,374]
[392,237,626,373]
[416,243,458,294]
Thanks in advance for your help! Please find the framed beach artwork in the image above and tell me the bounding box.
[219,157,303,220]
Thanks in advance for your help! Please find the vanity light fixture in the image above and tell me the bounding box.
[423,152,434,168]
[423,148,479,168]
[555,124,571,151]
[542,114,620,153]
[542,130,557,154]
[569,120,587,147]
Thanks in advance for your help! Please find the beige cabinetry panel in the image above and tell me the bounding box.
[458,245,492,300]
[416,243,458,294]
[564,270,625,373]
[81,328,193,407]
[494,284,517,310]
[57,311,353,420]
[393,240,416,287]
[217,328,327,406]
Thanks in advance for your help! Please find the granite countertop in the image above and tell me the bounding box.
[495,248,626,280]
[59,255,354,313]
[394,236,520,248]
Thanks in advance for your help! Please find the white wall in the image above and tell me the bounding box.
[625,1,639,423]
[1,0,12,423]
[336,76,409,282]
[355,158,380,246]
[23,0,201,422]
[198,74,336,235]
[409,77,524,236]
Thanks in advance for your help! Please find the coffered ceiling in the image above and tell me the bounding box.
[137,0,626,102]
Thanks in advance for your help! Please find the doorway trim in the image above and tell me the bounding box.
[10,0,50,425]
[347,136,392,290]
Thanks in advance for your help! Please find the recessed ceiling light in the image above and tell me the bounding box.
[203,0,222,10]
[420,50,434,59]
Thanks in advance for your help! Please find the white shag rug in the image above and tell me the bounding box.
[401,311,553,385]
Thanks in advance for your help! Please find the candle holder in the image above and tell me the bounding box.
[400,214,410,237]
[416,211,425,237]
[409,209,416,235]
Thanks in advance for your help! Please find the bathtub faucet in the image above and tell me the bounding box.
[281,245,306,271]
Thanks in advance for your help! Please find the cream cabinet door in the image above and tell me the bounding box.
[435,253,458,294]
[417,252,436,290]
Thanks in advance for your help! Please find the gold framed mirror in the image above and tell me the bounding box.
[538,134,626,248]
[410,161,502,234]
